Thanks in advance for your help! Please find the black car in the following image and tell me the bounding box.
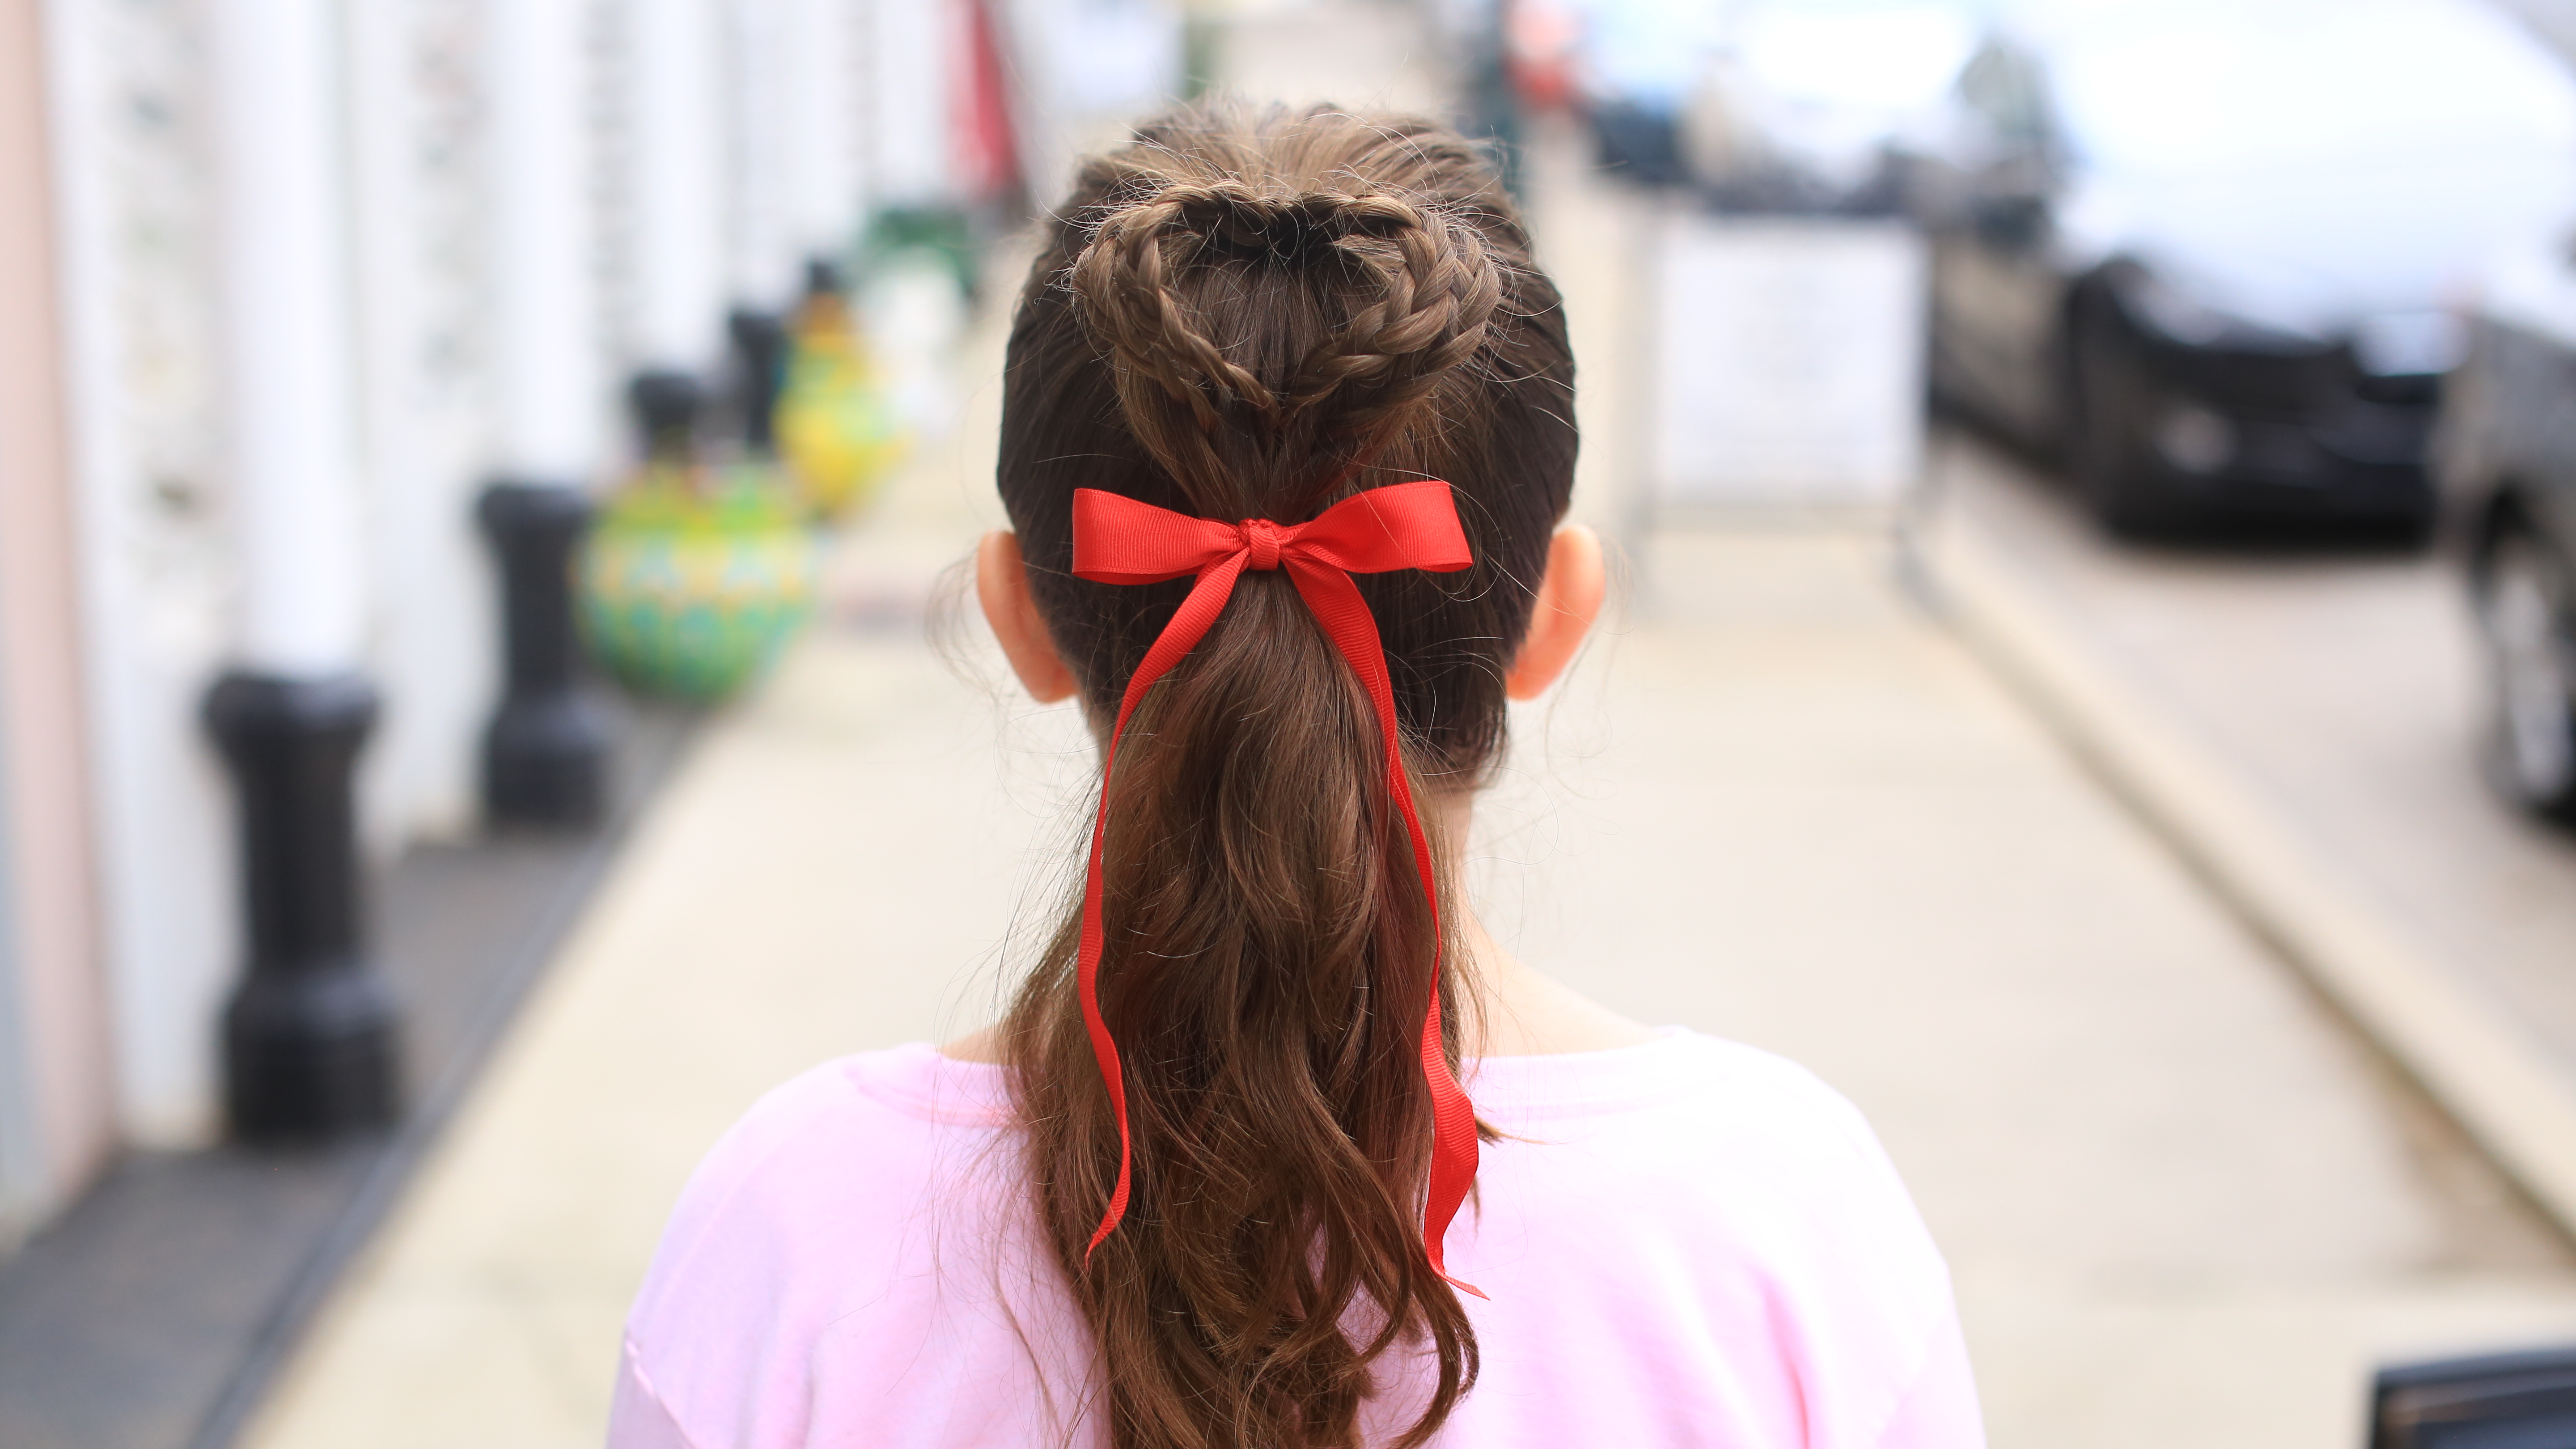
[2432,237,2576,826]
[1909,0,2576,535]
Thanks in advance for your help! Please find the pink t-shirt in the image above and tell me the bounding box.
[609,1030,1984,1448]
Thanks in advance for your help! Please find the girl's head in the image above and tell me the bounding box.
[980,104,1588,1448]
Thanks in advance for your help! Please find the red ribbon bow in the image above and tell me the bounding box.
[1068,479,1483,1293]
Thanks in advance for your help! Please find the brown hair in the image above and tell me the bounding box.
[993,103,1576,1449]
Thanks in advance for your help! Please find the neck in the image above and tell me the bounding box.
[1449,905,1658,1058]
[1428,788,1654,1057]
[942,894,1653,1065]
[945,787,1650,1064]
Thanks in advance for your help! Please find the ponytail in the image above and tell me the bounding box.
[994,105,1577,1449]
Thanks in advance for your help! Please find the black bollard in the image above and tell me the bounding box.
[728,307,790,455]
[629,367,705,461]
[478,481,611,829]
[204,671,400,1144]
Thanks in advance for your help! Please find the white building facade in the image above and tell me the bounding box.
[0,0,1017,1249]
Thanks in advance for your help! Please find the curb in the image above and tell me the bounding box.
[1914,509,2576,1245]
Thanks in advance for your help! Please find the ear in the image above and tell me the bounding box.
[1505,525,1605,702]
[975,530,1080,704]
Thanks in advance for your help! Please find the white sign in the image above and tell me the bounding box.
[1651,215,1927,508]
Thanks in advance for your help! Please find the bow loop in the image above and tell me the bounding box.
[1062,479,1483,1296]
[1276,480,1474,577]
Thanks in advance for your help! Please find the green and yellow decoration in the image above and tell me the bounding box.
[578,460,817,703]
[775,284,907,520]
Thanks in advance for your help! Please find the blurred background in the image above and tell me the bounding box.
[9,0,2576,1445]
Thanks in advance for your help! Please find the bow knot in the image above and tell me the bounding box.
[1239,518,1286,571]
[1064,479,1484,1297]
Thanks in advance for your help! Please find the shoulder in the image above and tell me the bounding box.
[1482,1031,1906,1201]
[1656,1037,1969,1436]
[636,1044,1018,1296]
[1667,1033,1899,1174]
[1641,1033,1945,1279]
[619,1047,1038,1431]
[613,1042,1056,1433]
[1469,1033,1968,1442]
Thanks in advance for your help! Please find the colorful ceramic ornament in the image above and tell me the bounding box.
[577,461,817,702]
[776,287,908,519]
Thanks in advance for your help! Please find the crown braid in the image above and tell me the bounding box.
[1065,127,1512,501]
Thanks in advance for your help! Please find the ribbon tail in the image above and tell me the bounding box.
[1075,788,1131,1262]
[1284,557,1482,1296]
[1078,554,1250,1263]
[1419,981,1485,1299]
